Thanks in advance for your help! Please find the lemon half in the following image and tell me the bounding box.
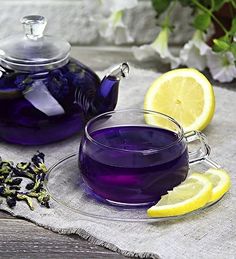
[144,68,215,132]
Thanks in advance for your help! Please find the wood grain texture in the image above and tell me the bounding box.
[0,210,13,219]
[0,218,128,259]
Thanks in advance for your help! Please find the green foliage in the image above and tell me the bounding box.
[151,0,171,15]
[212,15,236,55]
[178,0,193,6]
[213,39,230,52]
[229,17,236,35]
[213,36,231,52]
[230,42,236,57]
[212,0,230,11]
[151,0,236,56]
[193,13,211,31]
[231,0,236,8]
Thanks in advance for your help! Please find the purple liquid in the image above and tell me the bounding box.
[0,59,99,145]
[79,126,189,205]
[0,58,119,145]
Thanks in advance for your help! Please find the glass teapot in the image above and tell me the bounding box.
[0,15,129,145]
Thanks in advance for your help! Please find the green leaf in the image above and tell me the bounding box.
[179,0,193,6]
[213,38,231,52]
[198,0,211,9]
[151,0,171,15]
[212,0,229,11]
[219,35,231,43]
[230,42,236,57]
[193,13,211,31]
[231,0,236,8]
[229,17,236,35]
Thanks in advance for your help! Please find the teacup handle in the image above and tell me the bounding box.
[185,130,221,168]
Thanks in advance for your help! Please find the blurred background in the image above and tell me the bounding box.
[1,0,235,83]
[0,0,192,46]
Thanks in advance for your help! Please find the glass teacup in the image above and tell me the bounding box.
[79,109,210,206]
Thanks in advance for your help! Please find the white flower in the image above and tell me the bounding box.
[206,51,236,82]
[99,10,134,44]
[180,30,211,70]
[101,0,138,12]
[132,27,180,69]
[95,0,138,45]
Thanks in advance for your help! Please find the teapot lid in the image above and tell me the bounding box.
[0,15,71,72]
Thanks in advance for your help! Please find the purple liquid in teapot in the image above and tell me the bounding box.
[0,59,121,145]
[79,126,189,205]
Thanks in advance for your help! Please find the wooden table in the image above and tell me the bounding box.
[0,47,234,258]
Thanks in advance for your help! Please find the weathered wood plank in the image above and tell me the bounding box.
[0,210,13,219]
[0,218,128,259]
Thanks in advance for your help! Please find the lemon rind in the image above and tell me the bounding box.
[204,168,231,203]
[147,173,213,217]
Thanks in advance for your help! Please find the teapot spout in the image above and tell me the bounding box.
[91,62,129,115]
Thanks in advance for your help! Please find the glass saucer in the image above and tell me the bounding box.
[45,153,222,222]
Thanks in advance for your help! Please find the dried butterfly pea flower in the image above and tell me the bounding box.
[0,186,4,195]
[25,182,34,190]
[32,151,45,164]
[0,161,12,175]
[0,185,17,198]
[30,175,42,192]
[14,164,35,180]
[9,185,21,191]
[6,196,16,208]
[0,152,50,210]
[5,178,22,185]
[28,188,50,208]
[16,193,34,210]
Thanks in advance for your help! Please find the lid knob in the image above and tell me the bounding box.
[21,15,47,40]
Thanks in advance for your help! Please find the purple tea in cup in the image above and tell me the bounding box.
[79,109,208,206]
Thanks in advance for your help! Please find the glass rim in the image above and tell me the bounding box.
[84,109,184,153]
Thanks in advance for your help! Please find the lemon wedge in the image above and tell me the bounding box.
[144,68,215,132]
[147,173,212,217]
[204,168,231,203]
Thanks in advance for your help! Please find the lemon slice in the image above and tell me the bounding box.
[144,68,215,131]
[204,168,231,203]
[147,173,212,217]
